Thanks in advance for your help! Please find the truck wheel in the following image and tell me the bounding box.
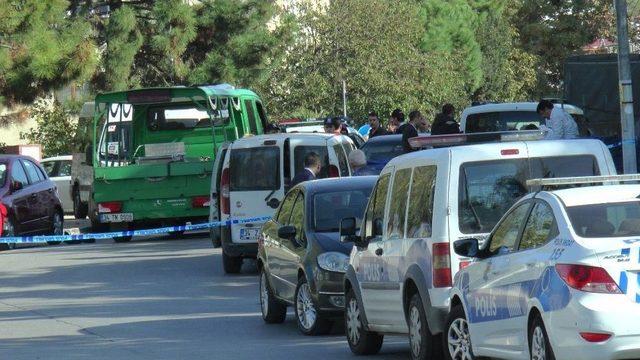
[345,288,383,355]
[407,293,440,360]
[222,251,242,274]
[73,189,88,219]
[113,235,132,243]
[211,228,221,248]
[168,230,185,239]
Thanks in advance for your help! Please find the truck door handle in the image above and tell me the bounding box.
[375,248,383,256]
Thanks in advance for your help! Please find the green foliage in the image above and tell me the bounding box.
[0,0,98,104]
[20,99,78,157]
[103,6,144,90]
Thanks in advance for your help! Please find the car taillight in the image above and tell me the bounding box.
[220,168,230,215]
[328,165,339,178]
[580,332,612,343]
[432,243,452,287]
[459,261,471,270]
[500,149,519,156]
[0,203,5,237]
[98,202,122,213]
[192,196,210,208]
[555,264,622,294]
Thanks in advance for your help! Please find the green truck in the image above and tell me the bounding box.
[87,84,267,241]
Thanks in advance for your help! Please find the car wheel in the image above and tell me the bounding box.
[259,268,286,324]
[444,304,474,360]
[73,189,88,219]
[210,228,221,248]
[345,288,383,355]
[47,212,63,245]
[529,315,555,360]
[222,251,242,274]
[408,293,439,360]
[295,277,332,335]
[1,217,16,251]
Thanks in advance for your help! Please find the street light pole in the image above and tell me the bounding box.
[615,0,638,173]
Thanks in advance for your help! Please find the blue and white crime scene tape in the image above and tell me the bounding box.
[0,216,272,244]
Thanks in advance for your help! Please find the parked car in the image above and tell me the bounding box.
[210,133,355,274]
[460,102,591,136]
[0,155,64,250]
[41,155,73,214]
[258,176,377,335]
[339,134,617,359]
[360,134,404,175]
[448,176,640,360]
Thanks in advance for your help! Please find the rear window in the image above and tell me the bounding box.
[148,106,213,131]
[313,189,373,232]
[0,163,6,186]
[230,147,280,191]
[294,146,329,179]
[361,139,404,162]
[466,111,542,133]
[567,201,640,238]
[459,155,600,234]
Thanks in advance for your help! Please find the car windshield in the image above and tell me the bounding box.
[459,155,599,233]
[567,201,640,238]
[466,111,542,133]
[0,163,6,187]
[361,139,404,162]
[313,189,372,232]
[230,147,280,191]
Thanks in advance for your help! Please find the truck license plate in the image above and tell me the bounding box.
[100,213,133,223]
[240,228,260,242]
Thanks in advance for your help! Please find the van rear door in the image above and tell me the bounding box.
[228,140,284,244]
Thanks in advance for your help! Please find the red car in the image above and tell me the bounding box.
[0,155,64,250]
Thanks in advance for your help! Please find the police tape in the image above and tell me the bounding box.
[0,216,273,244]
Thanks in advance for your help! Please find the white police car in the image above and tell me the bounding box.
[446,175,640,360]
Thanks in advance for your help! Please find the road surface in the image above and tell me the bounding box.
[0,233,410,359]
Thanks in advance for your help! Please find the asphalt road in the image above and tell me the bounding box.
[0,232,410,360]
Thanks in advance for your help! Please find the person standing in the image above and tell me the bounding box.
[431,104,460,135]
[324,117,342,135]
[536,100,578,139]
[402,110,421,153]
[291,152,321,187]
[367,111,388,138]
[388,109,405,134]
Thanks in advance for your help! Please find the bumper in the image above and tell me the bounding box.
[221,224,258,258]
[311,267,347,317]
[545,292,640,360]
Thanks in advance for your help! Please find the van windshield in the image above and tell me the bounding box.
[466,111,542,133]
[230,147,280,191]
[567,201,640,238]
[458,155,599,233]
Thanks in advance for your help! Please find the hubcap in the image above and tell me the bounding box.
[260,272,269,317]
[346,297,361,345]
[409,306,422,358]
[296,283,316,330]
[448,317,473,360]
[531,326,546,360]
[53,214,63,235]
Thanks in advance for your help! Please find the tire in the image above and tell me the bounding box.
[47,211,63,245]
[1,217,16,251]
[211,228,221,248]
[168,230,185,239]
[407,293,439,360]
[113,235,132,243]
[529,315,555,360]
[444,305,474,360]
[345,288,383,355]
[222,251,242,274]
[295,277,332,335]
[73,188,88,219]
[259,268,287,324]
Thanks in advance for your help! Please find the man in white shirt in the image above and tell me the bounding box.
[536,100,579,139]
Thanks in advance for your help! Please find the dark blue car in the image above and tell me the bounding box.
[359,134,404,175]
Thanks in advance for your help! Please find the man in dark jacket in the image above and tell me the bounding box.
[402,110,421,153]
[367,111,388,138]
[388,109,406,134]
[291,152,321,187]
[431,104,460,135]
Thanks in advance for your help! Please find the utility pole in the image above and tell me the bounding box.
[615,0,638,173]
[342,80,347,117]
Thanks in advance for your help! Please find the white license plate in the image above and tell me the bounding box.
[239,228,260,242]
[100,213,133,223]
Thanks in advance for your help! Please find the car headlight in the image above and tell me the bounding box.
[317,252,349,273]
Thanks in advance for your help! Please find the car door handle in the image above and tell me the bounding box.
[375,248,383,256]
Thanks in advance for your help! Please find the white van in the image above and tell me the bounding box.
[460,102,589,136]
[339,133,616,359]
[210,133,355,274]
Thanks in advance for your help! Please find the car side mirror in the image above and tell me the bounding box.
[340,217,357,243]
[453,238,480,258]
[10,181,23,193]
[278,225,297,240]
[85,144,94,166]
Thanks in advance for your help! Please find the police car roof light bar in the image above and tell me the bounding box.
[409,130,546,149]
[526,174,640,187]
